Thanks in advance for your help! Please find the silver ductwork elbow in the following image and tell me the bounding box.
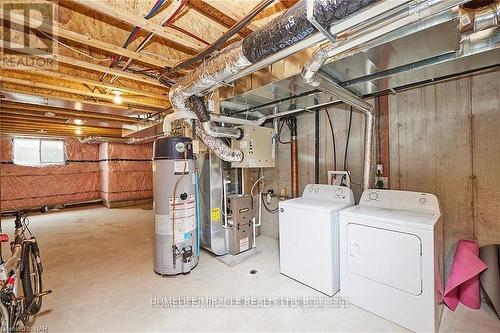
[188,94,243,140]
[301,44,336,86]
[165,41,251,161]
[189,120,243,162]
[201,122,243,140]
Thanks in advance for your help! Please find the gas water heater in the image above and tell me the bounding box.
[153,136,199,276]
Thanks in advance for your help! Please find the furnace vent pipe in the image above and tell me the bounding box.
[164,0,376,162]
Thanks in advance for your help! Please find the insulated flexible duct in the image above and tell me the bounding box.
[187,119,244,162]
[165,0,376,162]
[242,0,375,63]
[188,95,243,139]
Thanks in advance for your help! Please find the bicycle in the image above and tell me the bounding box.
[0,208,52,332]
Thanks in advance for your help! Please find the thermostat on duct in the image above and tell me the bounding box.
[231,125,275,168]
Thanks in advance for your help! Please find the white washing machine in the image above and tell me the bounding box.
[279,184,354,296]
[339,189,443,332]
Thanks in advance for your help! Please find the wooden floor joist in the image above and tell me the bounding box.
[2,77,168,109]
[1,10,173,68]
[1,40,166,88]
[3,67,166,100]
[1,103,139,123]
[0,109,126,128]
[72,0,205,50]
[1,87,164,115]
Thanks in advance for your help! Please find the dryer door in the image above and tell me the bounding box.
[346,222,422,295]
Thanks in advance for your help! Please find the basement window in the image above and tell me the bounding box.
[13,138,65,166]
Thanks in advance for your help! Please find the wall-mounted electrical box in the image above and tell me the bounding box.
[231,125,275,168]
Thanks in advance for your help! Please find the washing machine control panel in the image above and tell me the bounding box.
[361,189,440,214]
[302,184,354,203]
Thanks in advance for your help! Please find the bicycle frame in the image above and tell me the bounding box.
[0,214,26,293]
[0,210,48,330]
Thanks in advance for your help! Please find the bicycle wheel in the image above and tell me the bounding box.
[21,241,42,315]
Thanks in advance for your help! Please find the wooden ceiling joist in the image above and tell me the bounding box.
[0,10,173,68]
[72,0,205,50]
[1,88,164,113]
[0,109,126,128]
[0,114,123,130]
[0,122,122,135]
[1,104,137,123]
[3,67,166,100]
[2,77,167,109]
[1,40,166,88]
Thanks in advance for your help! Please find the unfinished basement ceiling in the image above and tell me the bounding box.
[0,0,300,138]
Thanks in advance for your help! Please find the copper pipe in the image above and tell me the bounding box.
[291,135,298,198]
[285,115,298,198]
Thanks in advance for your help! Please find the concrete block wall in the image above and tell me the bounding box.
[258,70,500,271]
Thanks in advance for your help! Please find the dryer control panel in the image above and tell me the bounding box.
[302,184,354,203]
[360,189,440,214]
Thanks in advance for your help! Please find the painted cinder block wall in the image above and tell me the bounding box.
[259,70,500,271]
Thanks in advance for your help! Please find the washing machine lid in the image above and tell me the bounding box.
[280,198,353,213]
[340,205,440,230]
[279,184,355,213]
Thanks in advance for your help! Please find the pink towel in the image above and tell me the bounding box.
[444,239,488,310]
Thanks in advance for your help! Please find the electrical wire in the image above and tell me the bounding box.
[344,106,353,171]
[109,0,188,84]
[325,107,337,171]
[277,119,290,144]
[261,195,278,214]
[38,31,113,62]
[250,176,265,196]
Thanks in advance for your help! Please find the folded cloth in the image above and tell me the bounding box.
[479,244,500,319]
[444,239,488,311]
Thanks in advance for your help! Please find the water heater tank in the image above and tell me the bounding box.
[153,136,198,275]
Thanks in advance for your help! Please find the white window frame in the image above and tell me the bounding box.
[13,137,66,166]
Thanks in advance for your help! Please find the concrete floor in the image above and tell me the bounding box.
[2,205,499,332]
